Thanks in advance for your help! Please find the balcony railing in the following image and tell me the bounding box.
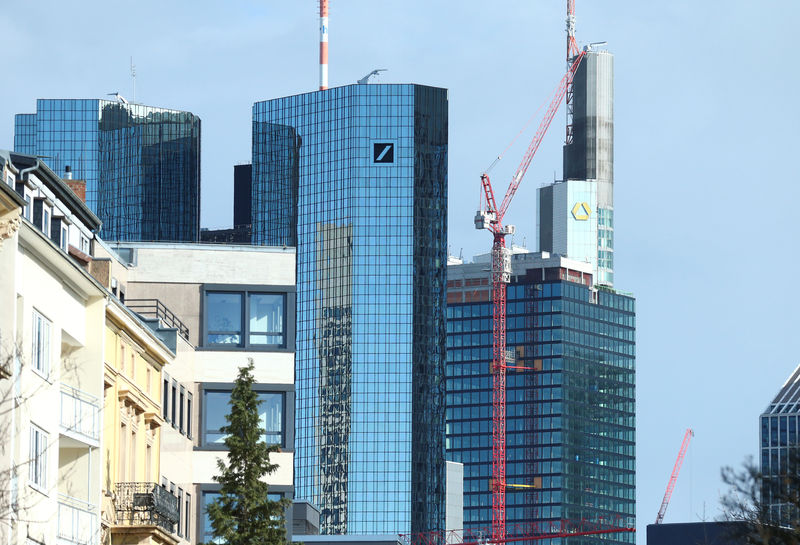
[115,482,178,534]
[125,299,190,341]
[58,494,98,545]
[60,385,100,444]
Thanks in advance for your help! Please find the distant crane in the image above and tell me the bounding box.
[655,428,694,524]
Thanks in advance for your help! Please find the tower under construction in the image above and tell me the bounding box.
[539,49,615,286]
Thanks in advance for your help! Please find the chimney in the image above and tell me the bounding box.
[64,165,73,180]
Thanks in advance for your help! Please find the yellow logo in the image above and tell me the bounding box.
[571,202,592,220]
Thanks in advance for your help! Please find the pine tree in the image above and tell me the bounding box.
[206,359,290,545]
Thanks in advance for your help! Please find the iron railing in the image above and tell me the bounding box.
[60,385,100,444]
[115,482,178,534]
[57,494,98,545]
[125,299,190,341]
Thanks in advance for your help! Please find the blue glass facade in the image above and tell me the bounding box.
[253,84,448,535]
[446,257,635,544]
[14,99,200,242]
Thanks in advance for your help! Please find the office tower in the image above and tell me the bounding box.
[760,363,800,525]
[253,84,448,535]
[234,163,253,229]
[538,50,614,286]
[14,99,201,242]
[446,250,635,543]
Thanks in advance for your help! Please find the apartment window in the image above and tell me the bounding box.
[29,426,47,490]
[42,208,50,237]
[171,380,177,427]
[60,225,68,251]
[203,390,284,447]
[24,195,31,220]
[184,493,191,540]
[162,374,170,420]
[202,490,282,542]
[204,289,286,348]
[31,310,51,377]
[80,235,89,254]
[177,488,184,537]
[186,392,193,439]
[179,387,185,433]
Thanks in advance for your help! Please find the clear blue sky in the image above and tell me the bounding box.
[3,1,799,542]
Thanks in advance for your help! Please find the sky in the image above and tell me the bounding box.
[2,1,800,542]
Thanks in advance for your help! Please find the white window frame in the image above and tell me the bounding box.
[31,310,51,378]
[60,225,69,251]
[29,425,48,492]
[80,235,89,254]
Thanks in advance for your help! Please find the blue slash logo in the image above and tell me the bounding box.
[373,142,394,164]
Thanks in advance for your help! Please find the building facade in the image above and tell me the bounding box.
[0,151,106,545]
[446,250,635,544]
[14,99,201,243]
[539,50,614,286]
[110,242,297,543]
[252,84,448,535]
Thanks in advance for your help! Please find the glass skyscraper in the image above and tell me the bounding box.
[14,99,200,242]
[252,84,448,535]
[446,250,635,544]
[760,364,800,525]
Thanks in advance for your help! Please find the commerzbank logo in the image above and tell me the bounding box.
[571,202,592,221]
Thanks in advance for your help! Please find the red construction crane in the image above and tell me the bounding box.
[655,428,694,524]
[473,4,586,541]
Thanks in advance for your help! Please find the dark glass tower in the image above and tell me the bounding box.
[14,99,200,242]
[446,251,635,544]
[760,364,800,525]
[253,84,448,535]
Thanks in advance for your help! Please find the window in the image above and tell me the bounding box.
[31,310,51,377]
[42,207,50,236]
[177,488,184,537]
[204,290,286,348]
[171,380,177,427]
[60,225,68,251]
[186,392,193,439]
[203,390,284,447]
[184,493,191,540]
[203,490,282,543]
[179,387,185,433]
[162,374,170,420]
[29,426,47,490]
[80,236,89,254]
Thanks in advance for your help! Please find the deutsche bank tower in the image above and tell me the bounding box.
[252,84,448,535]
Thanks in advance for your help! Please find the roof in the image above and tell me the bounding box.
[764,363,800,415]
[6,151,101,231]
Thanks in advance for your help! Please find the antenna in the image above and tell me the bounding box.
[319,0,329,90]
[130,57,137,104]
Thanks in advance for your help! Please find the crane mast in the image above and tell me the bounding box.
[474,29,586,545]
[655,428,694,524]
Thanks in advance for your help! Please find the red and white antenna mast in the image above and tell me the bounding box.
[319,0,329,90]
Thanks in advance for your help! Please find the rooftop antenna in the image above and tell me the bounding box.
[319,0,329,90]
[358,69,387,84]
[130,57,137,104]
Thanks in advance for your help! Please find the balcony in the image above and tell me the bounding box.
[114,482,179,535]
[57,494,98,545]
[60,385,100,447]
[126,299,190,341]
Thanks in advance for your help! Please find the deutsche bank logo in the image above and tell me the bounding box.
[373,142,395,164]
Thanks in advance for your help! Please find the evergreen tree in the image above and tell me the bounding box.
[206,360,290,545]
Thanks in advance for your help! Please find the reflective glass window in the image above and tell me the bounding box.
[203,390,284,446]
